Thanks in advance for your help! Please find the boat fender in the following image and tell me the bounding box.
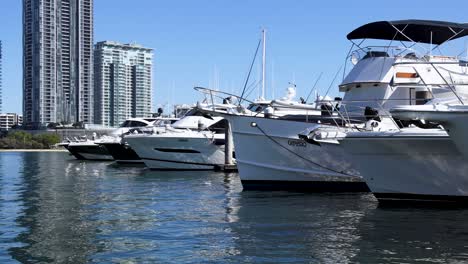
[364,120,380,130]
[198,120,205,131]
[264,106,274,118]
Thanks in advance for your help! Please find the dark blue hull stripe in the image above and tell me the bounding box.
[141,157,220,169]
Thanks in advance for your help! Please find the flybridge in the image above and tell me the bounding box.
[337,19,468,111]
[343,20,468,65]
[347,20,468,45]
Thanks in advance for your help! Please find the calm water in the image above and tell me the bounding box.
[1,152,468,263]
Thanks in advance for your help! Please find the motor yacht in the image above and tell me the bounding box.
[303,20,468,203]
[125,108,230,170]
[197,20,468,192]
[98,117,179,164]
[63,117,159,161]
[391,102,468,159]
[198,87,370,191]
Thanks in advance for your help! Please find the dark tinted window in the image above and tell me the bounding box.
[208,119,228,133]
[184,109,204,117]
[120,121,131,127]
[129,121,148,127]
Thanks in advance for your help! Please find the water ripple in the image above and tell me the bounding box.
[0,153,468,263]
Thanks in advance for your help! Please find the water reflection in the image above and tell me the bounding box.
[351,207,468,263]
[0,153,27,263]
[1,152,468,263]
[9,153,99,263]
[227,191,376,263]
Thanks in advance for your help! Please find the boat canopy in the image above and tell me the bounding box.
[347,20,468,45]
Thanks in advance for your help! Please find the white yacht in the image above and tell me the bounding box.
[316,127,468,203]
[198,20,468,192]
[391,103,468,158]
[198,87,370,191]
[98,117,179,164]
[63,117,159,161]
[125,108,229,170]
[305,20,468,203]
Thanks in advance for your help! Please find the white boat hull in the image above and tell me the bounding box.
[392,106,468,159]
[126,134,226,170]
[340,130,468,203]
[224,114,368,191]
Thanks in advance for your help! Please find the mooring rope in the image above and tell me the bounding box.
[254,124,360,177]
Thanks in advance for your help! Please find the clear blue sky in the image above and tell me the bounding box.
[1,0,467,114]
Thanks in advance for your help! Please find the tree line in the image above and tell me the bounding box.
[0,131,61,149]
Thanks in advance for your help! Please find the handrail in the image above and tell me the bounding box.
[194,86,257,105]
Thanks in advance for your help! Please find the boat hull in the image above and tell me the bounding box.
[66,144,114,161]
[126,134,225,170]
[99,142,143,164]
[340,130,468,204]
[393,107,468,159]
[224,114,368,192]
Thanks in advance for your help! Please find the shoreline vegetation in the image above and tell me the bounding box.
[0,131,61,150]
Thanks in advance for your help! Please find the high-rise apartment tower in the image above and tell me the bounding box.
[94,41,153,127]
[23,0,93,128]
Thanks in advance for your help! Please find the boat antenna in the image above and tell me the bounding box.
[239,37,262,105]
[305,72,323,103]
[272,60,275,99]
[261,28,266,100]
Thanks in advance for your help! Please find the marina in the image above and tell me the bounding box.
[3,0,468,261]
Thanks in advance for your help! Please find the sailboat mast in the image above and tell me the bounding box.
[261,29,266,99]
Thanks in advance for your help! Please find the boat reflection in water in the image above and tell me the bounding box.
[351,207,468,263]
[226,191,376,263]
[2,152,468,263]
[227,190,468,263]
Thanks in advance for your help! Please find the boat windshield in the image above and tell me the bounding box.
[247,104,269,112]
[183,109,206,117]
[153,119,178,127]
[351,46,422,63]
[119,120,149,128]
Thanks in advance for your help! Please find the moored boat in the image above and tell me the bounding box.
[304,20,468,204]
[197,19,468,192]
[126,108,230,170]
[61,117,160,161]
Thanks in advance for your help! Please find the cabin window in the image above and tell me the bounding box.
[208,119,228,134]
[409,88,416,105]
[362,51,389,59]
[184,109,204,117]
[129,121,148,127]
[120,121,131,127]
